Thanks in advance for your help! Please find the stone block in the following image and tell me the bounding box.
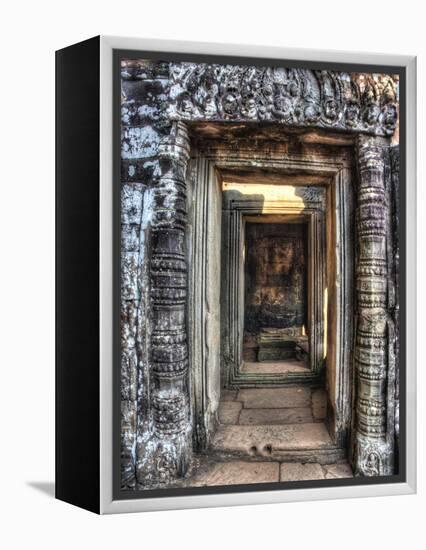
[241,360,309,374]
[323,463,353,478]
[238,387,311,409]
[188,460,280,487]
[211,423,333,456]
[280,463,325,481]
[121,251,140,300]
[218,401,242,425]
[312,388,327,420]
[121,183,144,224]
[239,407,313,425]
[220,390,238,402]
[121,126,161,159]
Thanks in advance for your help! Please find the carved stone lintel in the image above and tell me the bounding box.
[354,136,393,476]
[121,61,398,136]
[165,64,398,136]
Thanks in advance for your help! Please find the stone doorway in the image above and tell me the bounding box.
[187,129,355,481]
[188,127,354,464]
[220,177,327,387]
[242,220,309,372]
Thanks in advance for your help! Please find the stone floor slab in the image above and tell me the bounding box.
[280,462,325,481]
[312,388,327,420]
[218,401,242,424]
[239,407,313,425]
[211,423,333,455]
[187,460,280,487]
[323,463,353,478]
[238,387,311,409]
[241,360,310,374]
[220,389,238,402]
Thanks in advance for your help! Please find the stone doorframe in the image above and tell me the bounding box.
[186,142,356,456]
[220,177,327,387]
[120,61,399,485]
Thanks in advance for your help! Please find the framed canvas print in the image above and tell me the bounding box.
[55,36,417,514]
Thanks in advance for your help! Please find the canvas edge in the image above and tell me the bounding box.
[99,35,417,515]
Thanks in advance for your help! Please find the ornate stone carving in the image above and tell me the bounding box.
[353,137,393,476]
[148,121,192,482]
[390,146,400,449]
[168,64,398,136]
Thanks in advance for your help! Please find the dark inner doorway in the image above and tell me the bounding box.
[242,221,309,370]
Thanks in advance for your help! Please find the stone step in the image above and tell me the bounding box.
[237,387,311,409]
[241,360,310,375]
[210,423,343,463]
[238,407,313,425]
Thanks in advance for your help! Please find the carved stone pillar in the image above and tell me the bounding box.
[149,121,192,481]
[353,136,394,476]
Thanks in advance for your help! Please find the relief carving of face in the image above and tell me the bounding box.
[365,103,380,125]
[242,95,257,119]
[345,102,360,125]
[324,99,338,121]
[382,103,397,132]
[273,94,292,118]
[222,93,239,116]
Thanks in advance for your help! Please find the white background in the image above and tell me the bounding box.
[0,0,424,548]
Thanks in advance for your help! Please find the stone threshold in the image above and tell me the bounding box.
[177,458,354,488]
[124,458,353,491]
[241,360,310,375]
[212,423,333,451]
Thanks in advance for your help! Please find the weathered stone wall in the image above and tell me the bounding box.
[121,62,174,488]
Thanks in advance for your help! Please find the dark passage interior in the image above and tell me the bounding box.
[242,221,310,372]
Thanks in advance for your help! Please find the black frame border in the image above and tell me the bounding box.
[56,36,101,514]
